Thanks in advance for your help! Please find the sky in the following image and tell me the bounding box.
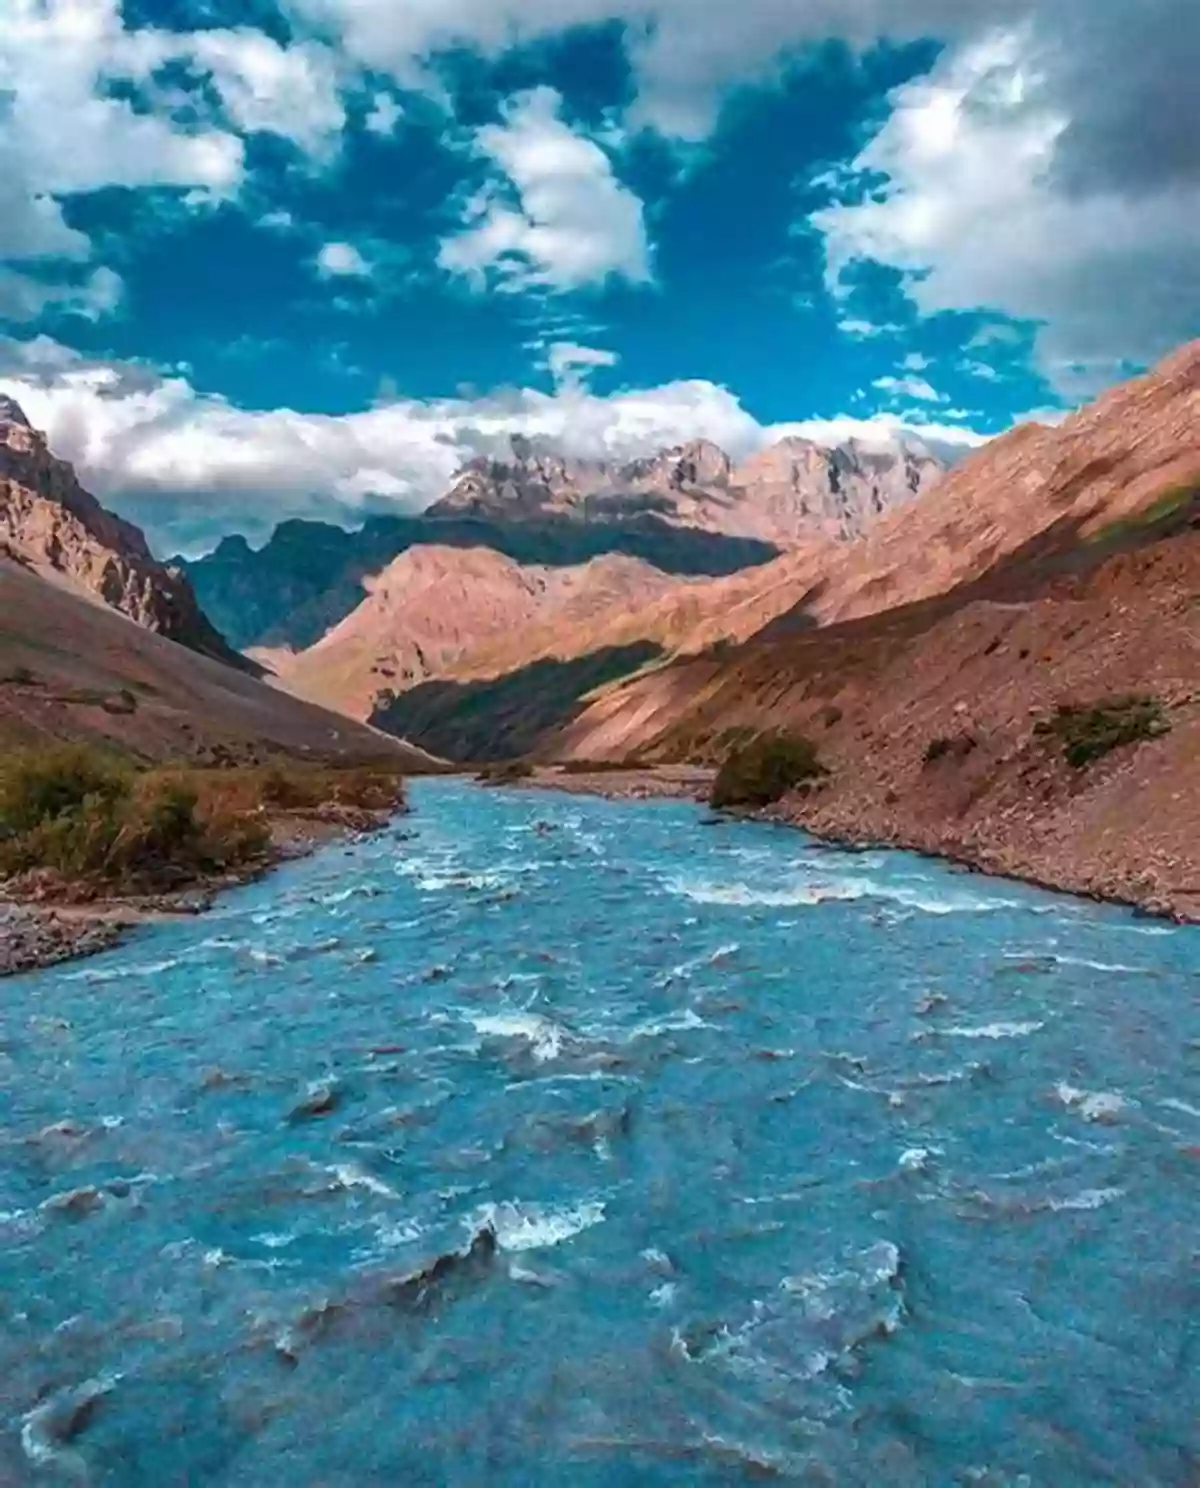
[0,0,1197,554]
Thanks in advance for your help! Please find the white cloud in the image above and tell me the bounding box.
[811,18,1200,388]
[0,337,981,552]
[872,374,944,403]
[545,341,620,389]
[768,412,992,466]
[365,92,404,135]
[315,242,372,278]
[837,317,905,340]
[902,352,931,372]
[438,87,652,294]
[280,0,985,140]
[258,209,297,233]
[179,29,346,158]
[0,266,123,325]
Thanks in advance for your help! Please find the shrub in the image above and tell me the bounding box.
[0,749,271,888]
[1034,695,1170,769]
[710,731,827,810]
[477,759,534,784]
[0,746,128,836]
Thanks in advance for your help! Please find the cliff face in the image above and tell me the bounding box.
[428,433,944,547]
[0,399,242,667]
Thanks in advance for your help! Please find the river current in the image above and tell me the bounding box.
[2,779,1198,1484]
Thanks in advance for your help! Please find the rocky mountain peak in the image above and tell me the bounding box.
[0,406,244,667]
[0,394,32,430]
[428,432,943,546]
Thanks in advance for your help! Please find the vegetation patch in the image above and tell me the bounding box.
[0,749,406,893]
[1085,481,1199,548]
[710,731,827,810]
[477,759,534,785]
[1034,696,1170,769]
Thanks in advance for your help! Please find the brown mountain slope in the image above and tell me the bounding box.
[0,397,241,667]
[259,545,694,720]
[642,340,1200,655]
[0,557,440,769]
[550,519,1200,918]
[429,433,943,547]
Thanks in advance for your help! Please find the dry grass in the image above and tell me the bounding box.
[0,748,407,896]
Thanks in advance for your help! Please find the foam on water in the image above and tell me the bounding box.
[473,1198,606,1252]
[667,870,1024,917]
[941,1020,1046,1040]
[468,1009,570,1062]
[1,778,1195,1484]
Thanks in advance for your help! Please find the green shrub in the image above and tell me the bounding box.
[0,746,129,836]
[1034,695,1170,769]
[710,731,826,809]
[0,749,271,888]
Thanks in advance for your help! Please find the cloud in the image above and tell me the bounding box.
[280,0,984,140]
[176,29,347,158]
[872,374,944,403]
[438,87,652,294]
[545,342,620,389]
[365,92,404,136]
[0,336,987,553]
[315,242,372,278]
[811,10,1200,388]
[0,267,123,325]
[768,412,991,467]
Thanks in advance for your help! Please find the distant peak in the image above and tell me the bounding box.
[0,394,32,429]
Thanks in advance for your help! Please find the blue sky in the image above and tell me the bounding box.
[1,0,1197,552]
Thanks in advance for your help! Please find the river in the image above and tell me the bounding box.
[2,779,1198,1484]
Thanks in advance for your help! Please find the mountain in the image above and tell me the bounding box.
[531,344,1200,919]
[0,398,241,668]
[256,546,693,721]
[0,554,441,768]
[374,343,1199,771]
[179,433,942,653]
[180,514,778,653]
[428,433,943,545]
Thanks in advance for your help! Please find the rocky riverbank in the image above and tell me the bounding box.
[524,762,1200,925]
[513,764,716,802]
[0,801,406,978]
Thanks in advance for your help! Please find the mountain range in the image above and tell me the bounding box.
[180,432,941,652]
[1,344,1197,918]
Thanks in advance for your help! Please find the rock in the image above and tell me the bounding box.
[286,1080,343,1122]
[1,399,243,665]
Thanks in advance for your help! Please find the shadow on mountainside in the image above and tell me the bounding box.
[370,642,665,763]
[181,517,780,652]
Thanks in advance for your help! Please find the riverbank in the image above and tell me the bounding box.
[510,763,716,802]
[519,763,1200,925]
[0,800,405,977]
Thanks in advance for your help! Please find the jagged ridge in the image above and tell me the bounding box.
[0,399,244,668]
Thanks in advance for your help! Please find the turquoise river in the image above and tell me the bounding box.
[2,779,1198,1483]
